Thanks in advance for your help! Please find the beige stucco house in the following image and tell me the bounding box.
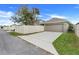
[41,18,69,32]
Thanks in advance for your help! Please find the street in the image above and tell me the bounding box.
[0,29,51,55]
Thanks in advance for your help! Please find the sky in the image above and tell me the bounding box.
[0,4,79,25]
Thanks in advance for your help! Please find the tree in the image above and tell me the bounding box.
[10,5,40,25]
[32,8,40,24]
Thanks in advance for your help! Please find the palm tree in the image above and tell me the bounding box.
[32,8,40,24]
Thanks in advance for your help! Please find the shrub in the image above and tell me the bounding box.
[68,23,74,33]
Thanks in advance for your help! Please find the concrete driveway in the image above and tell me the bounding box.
[19,31,62,55]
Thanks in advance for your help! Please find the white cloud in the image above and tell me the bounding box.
[0,19,14,25]
[0,10,14,25]
[47,14,79,24]
[68,16,79,24]
[40,14,68,21]
[38,15,43,18]
[0,11,14,17]
[47,14,67,19]
[39,14,79,24]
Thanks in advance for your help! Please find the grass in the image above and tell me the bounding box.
[9,31,44,36]
[9,32,24,36]
[53,32,79,55]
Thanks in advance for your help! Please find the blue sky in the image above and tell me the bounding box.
[0,4,79,25]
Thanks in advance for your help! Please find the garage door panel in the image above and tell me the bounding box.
[45,24,63,32]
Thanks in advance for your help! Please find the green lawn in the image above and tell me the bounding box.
[9,31,43,36]
[9,32,24,36]
[53,32,79,55]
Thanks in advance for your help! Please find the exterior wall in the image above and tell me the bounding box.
[75,24,79,37]
[44,23,69,32]
[63,23,69,32]
[15,25,44,34]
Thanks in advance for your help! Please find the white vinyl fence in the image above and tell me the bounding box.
[15,25,44,34]
[75,24,79,37]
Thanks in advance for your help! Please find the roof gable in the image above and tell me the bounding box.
[43,18,68,24]
[47,18,67,23]
[40,17,70,25]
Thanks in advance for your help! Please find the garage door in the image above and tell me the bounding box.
[44,24,64,32]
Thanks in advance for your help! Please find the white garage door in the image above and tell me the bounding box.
[45,24,64,32]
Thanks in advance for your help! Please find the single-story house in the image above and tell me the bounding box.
[40,18,69,32]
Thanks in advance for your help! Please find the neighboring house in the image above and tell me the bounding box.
[0,26,1,29]
[3,25,15,31]
[40,18,69,32]
[0,25,3,29]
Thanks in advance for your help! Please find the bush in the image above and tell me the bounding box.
[68,24,74,33]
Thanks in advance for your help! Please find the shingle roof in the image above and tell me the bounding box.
[48,18,66,22]
[41,18,68,24]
